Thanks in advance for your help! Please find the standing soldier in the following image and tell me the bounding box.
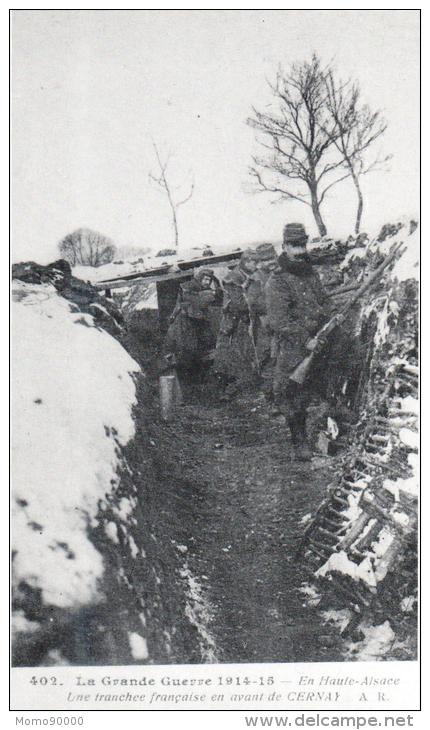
[164,267,220,381]
[245,243,279,397]
[265,223,331,461]
[213,249,260,396]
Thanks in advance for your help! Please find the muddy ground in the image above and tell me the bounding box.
[142,378,347,665]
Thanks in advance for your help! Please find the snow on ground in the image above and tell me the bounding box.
[133,286,158,310]
[340,246,367,270]
[299,512,312,526]
[12,610,41,635]
[74,260,146,284]
[12,281,140,609]
[128,631,149,660]
[179,561,218,663]
[112,282,159,313]
[373,222,419,284]
[341,219,419,283]
[346,620,395,661]
[317,550,378,588]
[299,582,321,607]
[320,608,352,634]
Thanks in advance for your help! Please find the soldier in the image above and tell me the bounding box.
[212,249,260,395]
[248,243,279,321]
[244,243,279,396]
[265,223,331,461]
[164,267,220,380]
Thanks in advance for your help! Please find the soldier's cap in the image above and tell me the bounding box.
[283,223,309,246]
[240,248,259,263]
[194,267,214,280]
[255,243,277,261]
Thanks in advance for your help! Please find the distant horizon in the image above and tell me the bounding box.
[13,217,421,266]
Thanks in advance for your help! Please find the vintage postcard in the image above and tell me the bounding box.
[10,7,420,719]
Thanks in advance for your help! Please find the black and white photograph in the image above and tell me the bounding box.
[10,8,420,713]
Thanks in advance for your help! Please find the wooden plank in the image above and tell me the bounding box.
[93,250,244,290]
[94,256,240,291]
[98,264,170,283]
[176,250,243,270]
[94,269,193,291]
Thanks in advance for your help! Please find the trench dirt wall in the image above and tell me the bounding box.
[300,221,418,659]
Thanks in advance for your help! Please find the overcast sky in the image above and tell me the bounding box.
[12,9,419,263]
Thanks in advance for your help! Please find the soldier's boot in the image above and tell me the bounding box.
[289,414,312,462]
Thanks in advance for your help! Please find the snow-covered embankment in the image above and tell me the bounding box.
[12,278,215,665]
[301,219,419,661]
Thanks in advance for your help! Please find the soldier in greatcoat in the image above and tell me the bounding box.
[212,249,261,395]
[164,267,220,379]
[265,223,331,460]
[244,243,279,397]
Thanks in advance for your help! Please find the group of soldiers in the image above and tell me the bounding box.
[164,223,335,461]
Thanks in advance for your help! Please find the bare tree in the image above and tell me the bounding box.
[325,71,391,233]
[149,142,194,248]
[58,228,116,267]
[247,55,350,237]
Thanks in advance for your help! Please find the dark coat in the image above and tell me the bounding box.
[244,270,267,319]
[265,255,330,372]
[213,267,258,381]
[243,269,272,366]
[164,280,217,367]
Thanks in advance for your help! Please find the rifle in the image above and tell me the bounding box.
[289,241,406,386]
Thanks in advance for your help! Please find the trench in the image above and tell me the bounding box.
[11,233,418,668]
[143,382,346,664]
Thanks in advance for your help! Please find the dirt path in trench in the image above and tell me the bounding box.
[168,388,344,664]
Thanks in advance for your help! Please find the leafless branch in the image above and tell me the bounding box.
[318,172,352,205]
[323,69,391,231]
[176,177,195,208]
[149,142,195,248]
[247,54,348,235]
[249,167,311,206]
